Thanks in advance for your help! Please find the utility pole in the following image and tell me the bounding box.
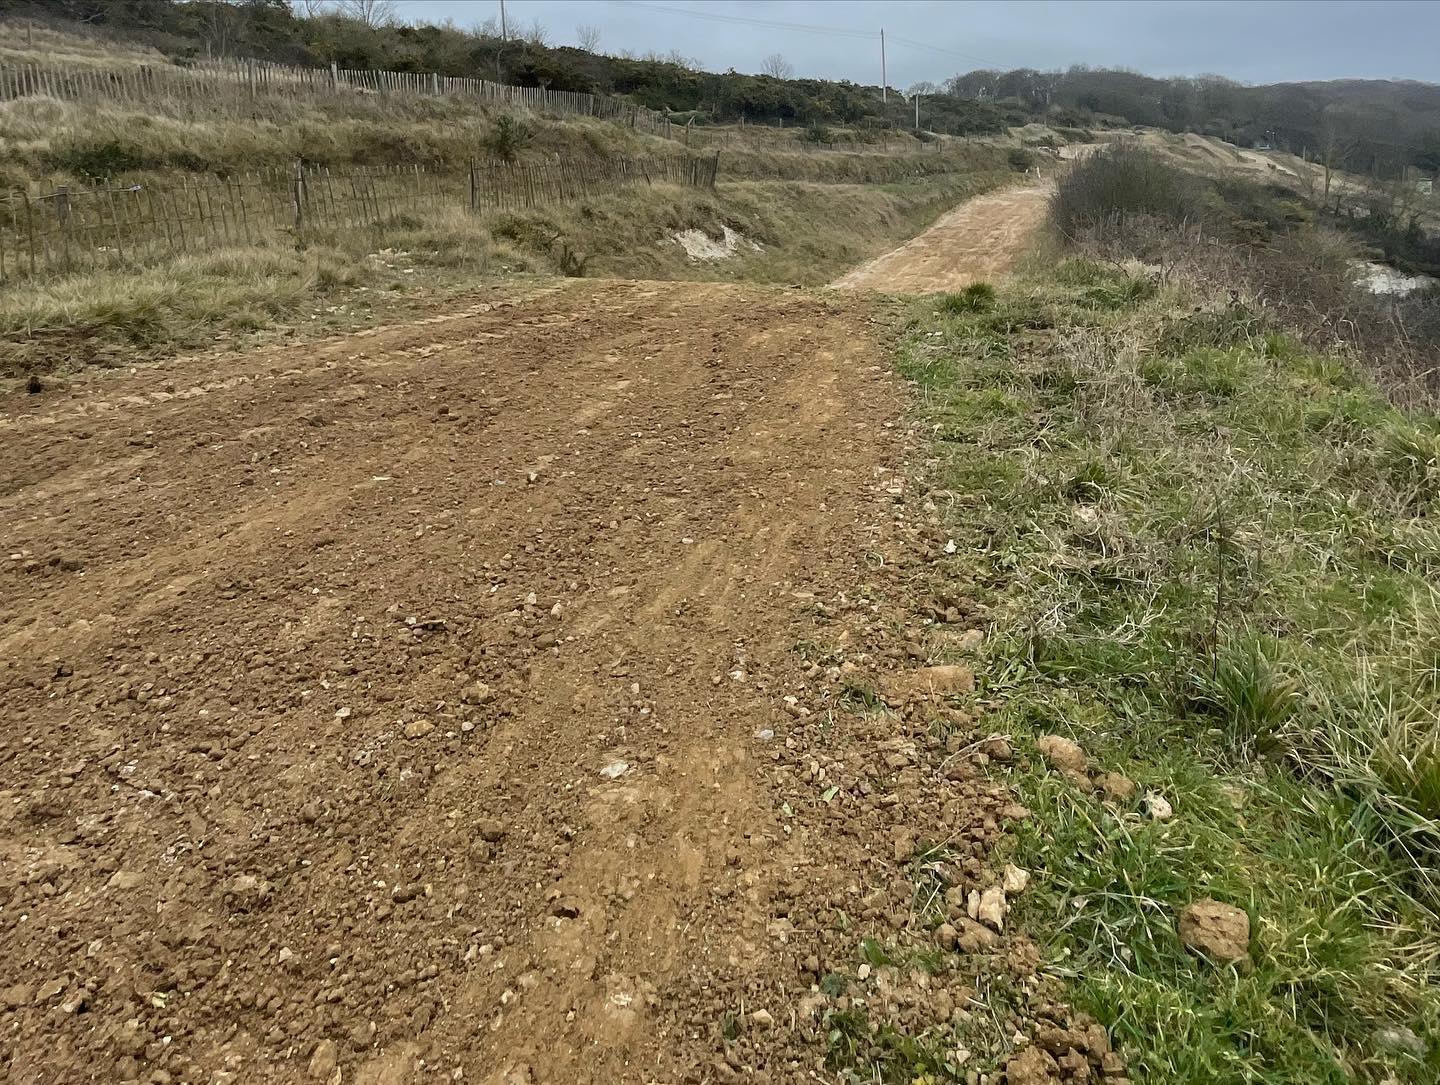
[500,0,508,41]
[914,94,920,131]
[880,28,887,102]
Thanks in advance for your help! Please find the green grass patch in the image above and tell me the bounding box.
[899,273,1440,1083]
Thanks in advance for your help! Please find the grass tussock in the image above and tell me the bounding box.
[903,264,1440,1083]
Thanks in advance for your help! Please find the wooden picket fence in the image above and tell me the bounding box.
[0,154,718,282]
[0,56,674,137]
[467,154,719,211]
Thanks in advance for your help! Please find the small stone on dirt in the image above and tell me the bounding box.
[1099,772,1137,802]
[1004,1045,1061,1084]
[1178,899,1250,964]
[749,1008,776,1029]
[881,664,974,705]
[1,984,33,1009]
[977,886,1007,931]
[977,736,1013,762]
[1142,791,1174,820]
[461,682,493,705]
[1002,863,1030,895]
[1035,735,1087,776]
[308,1039,338,1080]
[599,760,629,779]
[955,918,999,953]
[403,719,435,740]
[477,818,506,842]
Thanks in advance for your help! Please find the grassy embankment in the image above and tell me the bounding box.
[881,146,1440,1083]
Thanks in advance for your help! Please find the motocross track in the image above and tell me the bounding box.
[0,193,1068,1085]
[831,186,1051,293]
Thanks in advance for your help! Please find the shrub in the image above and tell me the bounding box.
[42,138,151,181]
[938,282,997,314]
[1051,140,1202,238]
[802,123,833,144]
[480,116,532,163]
[1007,147,1037,172]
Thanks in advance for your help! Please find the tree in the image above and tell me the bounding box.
[575,23,600,52]
[761,53,793,80]
[336,0,393,28]
[1319,107,1360,202]
[521,17,548,46]
[197,0,244,57]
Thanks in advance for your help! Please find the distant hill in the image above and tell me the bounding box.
[946,67,1440,175]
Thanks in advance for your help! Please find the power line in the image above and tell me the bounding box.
[612,2,877,41]
[887,33,1006,69]
[612,1,1007,70]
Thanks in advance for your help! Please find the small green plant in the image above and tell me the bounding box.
[480,115,532,163]
[938,281,996,314]
[802,122,833,145]
[1188,636,1298,758]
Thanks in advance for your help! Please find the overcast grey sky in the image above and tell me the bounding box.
[389,1,1439,87]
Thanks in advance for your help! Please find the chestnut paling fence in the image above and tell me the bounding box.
[0,55,674,136]
[0,153,720,282]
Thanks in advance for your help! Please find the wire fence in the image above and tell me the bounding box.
[0,154,719,282]
[0,55,674,137]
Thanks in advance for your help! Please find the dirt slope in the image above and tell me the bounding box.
[0,189,1054,1085]
[831,185,1051,293]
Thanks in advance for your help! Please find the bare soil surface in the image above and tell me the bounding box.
[830,186,1051,294]
[1,193,1117,1085]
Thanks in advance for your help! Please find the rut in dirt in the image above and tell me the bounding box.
[1,187,1052,1085]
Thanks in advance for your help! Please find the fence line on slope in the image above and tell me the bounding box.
[0,153,718,283]
[0,55,673,137]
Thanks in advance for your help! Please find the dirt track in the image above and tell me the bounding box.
[1,192,1051,1084]
[831,186,1051,293]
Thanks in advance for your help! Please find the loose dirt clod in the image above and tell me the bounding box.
[1035,735,1088,776]
[1178,899,1251,964]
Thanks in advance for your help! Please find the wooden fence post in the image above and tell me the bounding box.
[21,189,36,276]
[468,160,477,211]
[55,184,72,269]
[292,160,304,232]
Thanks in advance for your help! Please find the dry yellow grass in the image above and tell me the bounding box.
[0,18,163,69]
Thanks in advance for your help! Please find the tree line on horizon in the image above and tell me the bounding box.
[4,0,1437,172]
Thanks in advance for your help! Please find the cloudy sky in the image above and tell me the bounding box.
[391,0,1440,87]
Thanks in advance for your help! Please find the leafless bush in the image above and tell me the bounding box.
[1057,148,1440,406]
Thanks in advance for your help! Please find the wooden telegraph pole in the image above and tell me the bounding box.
[880,29,887,103]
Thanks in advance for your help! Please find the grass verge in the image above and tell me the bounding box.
[900,259,1440,1083]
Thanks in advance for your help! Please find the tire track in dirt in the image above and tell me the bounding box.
[0,280,914,1084]
[1,187,1069,1085]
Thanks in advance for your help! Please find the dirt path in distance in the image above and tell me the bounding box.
[831,184,1052,294]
